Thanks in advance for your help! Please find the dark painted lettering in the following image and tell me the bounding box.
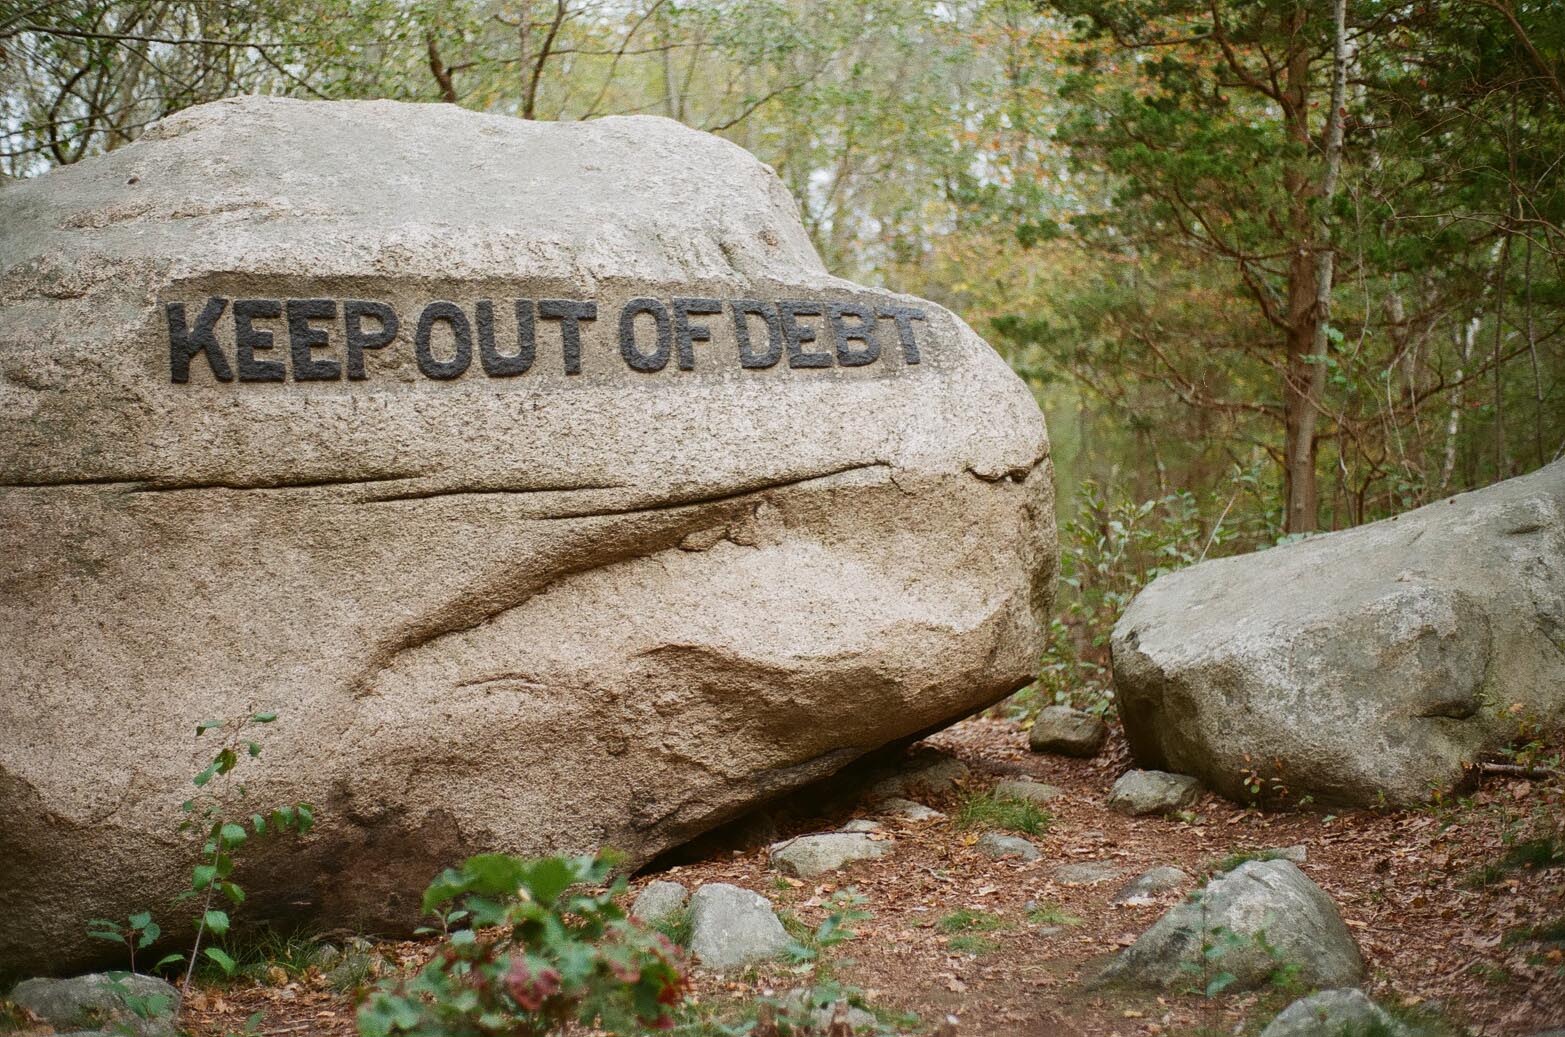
[476,300,535,377]
[538,299,596,375]
[672,297,723,371]
[778,300,832,369]
[286,299,340,381]
[167,297,233,383]
[877,305,927,364]
[730,301,783,369]
[344,300,398,380]
[827,302,879,367]
[234,299,285,382]
[619,298,672,373]
[415,301,473,380]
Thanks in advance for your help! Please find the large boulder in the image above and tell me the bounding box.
[1113,461,1565,806]
[0,97,1055,976]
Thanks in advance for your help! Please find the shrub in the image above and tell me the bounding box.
[358,851,686,1037]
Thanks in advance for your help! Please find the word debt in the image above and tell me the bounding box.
[164,296,930,383]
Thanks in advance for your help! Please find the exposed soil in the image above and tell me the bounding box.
[35,715,1565,1037]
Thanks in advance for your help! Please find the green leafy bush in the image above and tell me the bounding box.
[358,852,686,1037]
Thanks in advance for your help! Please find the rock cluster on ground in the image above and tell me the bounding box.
[1107,770,1202,816]
[1100,860,1363,992]
[8,973,179,1037]
[0,96,1056,975]
[1028,705,1108,757]
[1113,460,1565,806]
[687,883,790,970]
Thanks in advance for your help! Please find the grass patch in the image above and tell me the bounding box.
[946,933,998,956]
[651,906,693,949]
[1505,915,1565,946]
[196,925,328,984]
[1208,848,1288,875]
[1501,836,1564,871]
[1026,903,1081,926]
[955,792,1050,836]
[936,909,1004,934]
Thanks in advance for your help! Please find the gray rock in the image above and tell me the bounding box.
[1270,844,1308,864]
[976,832,1041,861]
[1259,989,1405,1037]
[770,832,890,878]
[839,819,883,833]
[1107,770,1202,816]
[1028,705,1109,757]
[630,880,689,925]
[1112,866,1193,904]
[9,973,179,1037]
[1100,860,1363,992]
[1113,461,1565,807]
[0,96,1056,975]
[876,797,945,822]
[1051,861,1124,885]
[687,884,790,970]
[993,778,1064,804]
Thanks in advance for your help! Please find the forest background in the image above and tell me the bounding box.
[5,0,1562,711]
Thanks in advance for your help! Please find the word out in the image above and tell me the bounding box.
[165,296,929,383]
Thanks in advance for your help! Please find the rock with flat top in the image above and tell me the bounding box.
[976,833,1040,861]
[1028,705,1108,757]
[993,778,1063,804]
[1107,770,1201,816]
[9,973,178,1037]
[770,832,890,878]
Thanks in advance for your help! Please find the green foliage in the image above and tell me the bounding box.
[935,909,1004,935]
[781,888,871,965]
[955,791,1051,836]
[358,851,687,1037]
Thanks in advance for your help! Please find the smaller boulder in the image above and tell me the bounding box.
[976,832,1041,861]
[1269,845,1308,864]
[630,880,689,926]
[839,819,883,834]
[1029,706,1109,757]
[993,778,1064,804]
[1112,866,1193,905]
[1051,861,1124,885]
[688,884,790,970]
[1100,860,1363,992]
[770,833,890,879]
[877,797,944,822]
[1108,770,1202,816]
[9,973,179,1037]
[1259,989,1406,1037]
[779,990,878,1032]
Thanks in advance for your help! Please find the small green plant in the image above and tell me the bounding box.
[1501,836,1564,871]
[782,888,872,964]
[935,909,1003,934]
[85,912,174,977]
[650,907,693,950]
[1025,903,1080,926]
[358,851,687,1037]
[955,792,1050,836]
[175,712,314,999]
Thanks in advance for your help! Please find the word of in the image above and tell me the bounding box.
[165,296,929,383]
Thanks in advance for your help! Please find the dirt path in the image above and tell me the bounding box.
[179,716,1562,1037]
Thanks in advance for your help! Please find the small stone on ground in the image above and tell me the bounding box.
[687,883,790,970]
[877,797,944,821]
[631,879,689,924]
[1259,989,1406,1037]
[770,832,890,878]
[1051,861,1124,885]
[1112,865,1193,904]
[839,819,883,833]
[1107,770,1202,816]
[976,832,1040,861]
[1028,705,1109,757]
